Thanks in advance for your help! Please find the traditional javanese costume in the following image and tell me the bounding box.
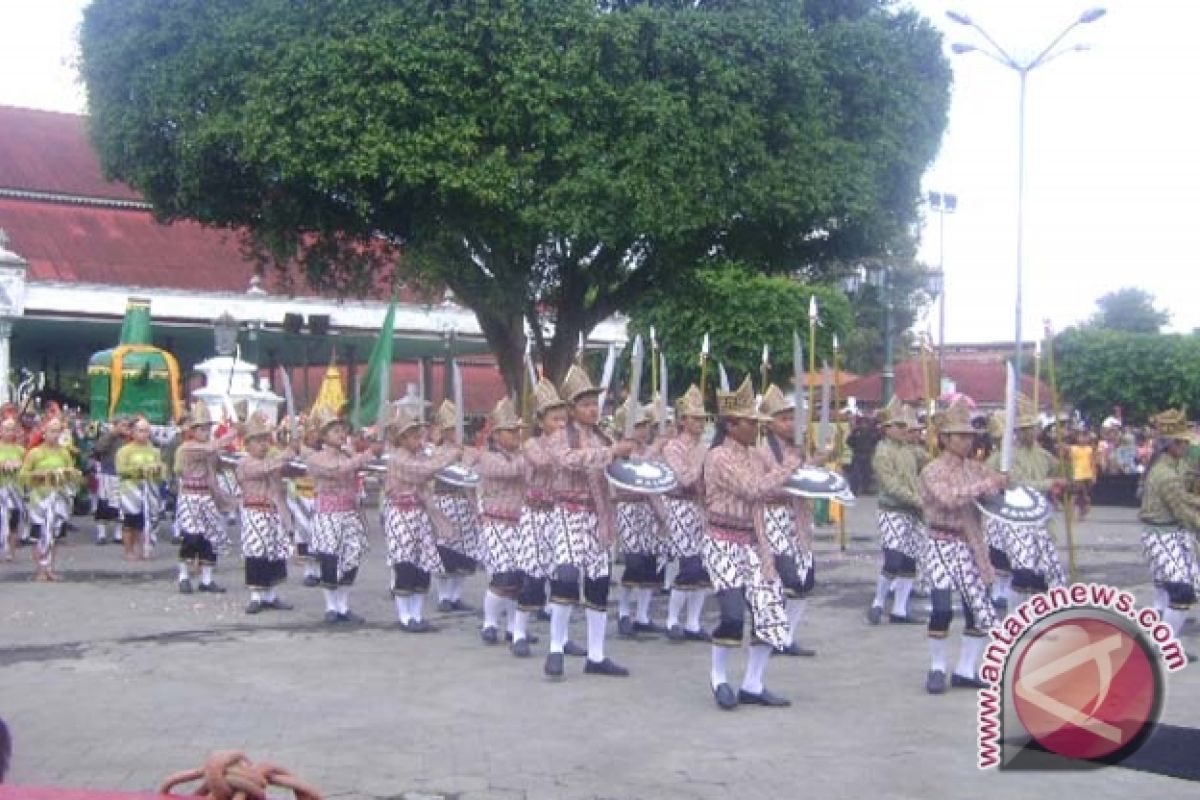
[236,439,295,599]
[0,425,28,559]
[869,397,927,623]
[116,436,166,559]
[20,432,80,577]
[430,400,482,610]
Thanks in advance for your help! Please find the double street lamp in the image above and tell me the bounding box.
[947,6,1106,382]
[927,191,955,376]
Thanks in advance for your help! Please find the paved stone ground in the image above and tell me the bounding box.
[1,500,1195,799]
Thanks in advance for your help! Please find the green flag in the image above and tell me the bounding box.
[353,299,396,429]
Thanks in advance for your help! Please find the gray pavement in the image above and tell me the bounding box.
[1,500,1196,799]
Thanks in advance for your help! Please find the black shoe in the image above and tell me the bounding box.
[926,669,947,695]
[951,673,989,690]
[339,611,365,624]
[437,599,454,613]
[481,626,500,645]
[776,642,817,657]
[889,613,927,625]
[866,605,883,625]
[450,599,474,612]
[712,682,738,710]
[405,619,434,632]
[198,582,226,594]
[617,615,637,638]
[667,624,686,642]
[563,640,587,657]
[544,652,565,678]
[511,638,532,658]
[684,628,712,643]
[302,575,321,588]
[264,598,294,611]
[632,621,666,635]
[178,579,193,595]
[736,688,791,707]
[245,600,263,615]
[323,610,341,624]
[583,657,629,677]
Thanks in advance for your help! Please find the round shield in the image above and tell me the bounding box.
[975,485,1051,525]
[436,463,480,489]
[605,458,678,495]
[782,466,856,505]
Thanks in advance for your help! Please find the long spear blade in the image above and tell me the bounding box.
[793,330,805,447]
[597,341,618,413]
[1000,360,1017,474]
[717,362,730,393]
[452,359,465,445]
[624,335,645,440]
[276,365,298,445]
[658,352,669,436]
[818,360,832,450]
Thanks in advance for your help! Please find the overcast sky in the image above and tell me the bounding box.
[1,0,1196,344]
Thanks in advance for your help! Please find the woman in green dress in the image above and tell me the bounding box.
[20,416,81,581]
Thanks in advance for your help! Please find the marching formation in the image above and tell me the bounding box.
[6,355,1199,711]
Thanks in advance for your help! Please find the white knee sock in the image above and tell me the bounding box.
[504,598,517,633]
[177,562,189,581]
[710,645,730,689]
[955,635,986,679]
[871,574,891,609]
[335,587,350,614]
[785,597,806,646]
[585,608,607,662]
[200,565,214,585]
[513,608,530,642]
[436,576,452,602]
[635,588,653,624]
[892,577,914,617]
[617,585,633,618]
[264,588,277,603]
[305,560,320,577]
[96,524,107,542]
[741,644,772,694]
[322,588,338,613]
[1164,607,1187,639]
[453,575,467,602]
[1154,587,1168,616]
[685,590,707,632]
[394,595,411,623]
[662,560,678,591]
[250,590,264,603]
[929,637,948,672]
[667,589,687,628]
[993,574,1013,604]
[550,603,570,653]
[411,594,425,622]
[483,590,503,629]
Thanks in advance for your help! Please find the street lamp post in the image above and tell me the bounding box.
[927,191,956,376]
[948,7,1105,382]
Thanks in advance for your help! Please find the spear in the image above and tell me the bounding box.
[807,296,819,456]
[698,333,710,400]
[833,335,847,551]
[520,333,534,429]
[650,326,659,422]
[793,331,805,448]
[658,352,669,437]
[760,343,770,397]
[1045,320,1076,581]
[624,335,645,440]
[1033,339,1042,413]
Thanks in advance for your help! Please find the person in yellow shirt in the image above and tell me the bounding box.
[116,418,167,562]
[1069,430,1096,520]
[20,416,81,581]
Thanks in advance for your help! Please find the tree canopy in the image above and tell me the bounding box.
[1086,287,1171,334]
[80,0,951,388]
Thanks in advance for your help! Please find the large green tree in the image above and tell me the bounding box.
[1086,287,1171,334]
[80,0,951,389]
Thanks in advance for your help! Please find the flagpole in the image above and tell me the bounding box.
[1044,321,1076,581]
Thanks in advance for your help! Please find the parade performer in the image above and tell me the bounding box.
[475,397,528,644]
[661,385,713,642]
[918,396,1007,694]
[614,403,669,639]
[0,417,27,561]
[116,418,167,561]
[867,397,928,625]
[512,378,573,659]
[236,415,298,614]
[303,408,380,624]
[173,403,236,594]
[543,364,637,679]
[287,420,322,587]
[704,376,799,710]
[19,415,81,582]
[757,384,819,655]
[430,400,482,613]
[984,394,1066,604]
[91,416,130,545]
[382,406,457,632]
[1138,408,1199,659]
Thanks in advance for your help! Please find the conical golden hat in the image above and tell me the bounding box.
[878,395,906,426]
[1016,393,1039,429]
[243,413,275,441]
[1151,408,1191,439]
[934,395,975,435]
[435,399,456,430]
[899,404,921,429]
[533,377,567,416]
[675,384,707,419]
[559,364,600,404]
[613,402,653,432]
[717,375,768,421]
[310,406,342,433]
[758,383,794,417]
[489,396,525,430]
[386,405,426,436]
[186,401,214,428]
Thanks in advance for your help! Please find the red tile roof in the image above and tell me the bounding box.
[0,106,142,202]
[840,358,1051,408]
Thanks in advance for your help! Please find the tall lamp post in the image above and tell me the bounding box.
[947,7,1106,382]
[927,191,955,375]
